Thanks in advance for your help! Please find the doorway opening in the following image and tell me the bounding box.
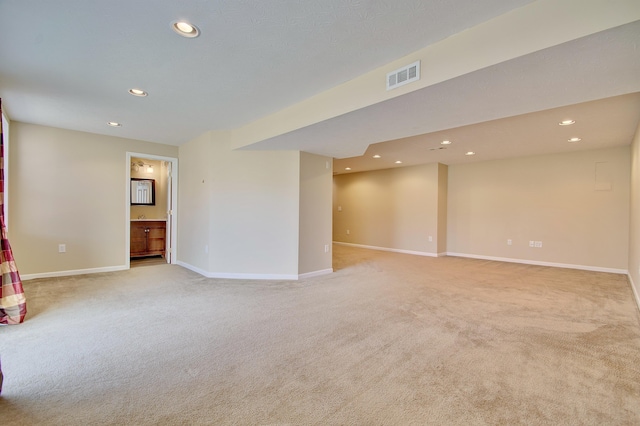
[126,152,178,269]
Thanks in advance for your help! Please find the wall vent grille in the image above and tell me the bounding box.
[386,61,420,90]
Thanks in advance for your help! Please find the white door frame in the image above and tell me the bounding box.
[125,152,178,268]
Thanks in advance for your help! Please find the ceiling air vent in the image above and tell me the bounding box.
[386,61,420,91]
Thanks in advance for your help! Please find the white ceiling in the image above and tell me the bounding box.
[1,1,639,173]
[334,93,640,173]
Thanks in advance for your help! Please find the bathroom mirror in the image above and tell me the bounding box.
[131,178,155,205]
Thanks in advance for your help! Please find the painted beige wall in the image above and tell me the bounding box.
[333,163,443,254]
[298,152,333,274]
[177,131,213,272]
[209,134,300,276]
[130,158,168,220]
[437,163,448,254]
[447,146,630,270]
[9,122,178,276]
[628,121,640,302]
[178,131,305,276]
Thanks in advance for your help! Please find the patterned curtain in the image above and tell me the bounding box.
[0,99,26,324]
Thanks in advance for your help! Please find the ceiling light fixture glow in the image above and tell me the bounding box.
[568,137,581,142]
[372,154,381,158]
[345,167,351,171]
[129,88,148,97]
[172,20,200,38]
[465,151,475,156]
[441,140,452,145]
[395,160,402,164]
[107,121,121,127]
[559,120,576,126]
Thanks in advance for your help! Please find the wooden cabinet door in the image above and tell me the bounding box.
[130,223,148,256]
[147,224,166,255]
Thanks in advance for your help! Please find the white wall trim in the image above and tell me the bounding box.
[446,252,628,275]
[176,261,300,280]
[627,274,640,313]
[334,241,439,258]
[22,265,128,281]
[299,268,333,279]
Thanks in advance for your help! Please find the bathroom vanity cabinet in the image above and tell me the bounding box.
[130,220,166,258]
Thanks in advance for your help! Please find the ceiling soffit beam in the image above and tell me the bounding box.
[230,0,640,151]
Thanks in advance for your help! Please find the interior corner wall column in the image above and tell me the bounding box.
[179,132,333,279]
[298,152,333,275]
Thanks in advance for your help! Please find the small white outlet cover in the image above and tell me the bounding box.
[58,244,66,253]
[428,236,433,242]
[529,241,535,247]
[507,239,512,245]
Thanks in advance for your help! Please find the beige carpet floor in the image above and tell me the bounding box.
[1,244,639,425]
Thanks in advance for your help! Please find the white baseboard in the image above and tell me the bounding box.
[334,241,441,257]
[627,274,640,313]
[176,261,330,281]
[176,261,210,277]
[446,252,628,275]
[21,265,128,281]
[299,268,333,279]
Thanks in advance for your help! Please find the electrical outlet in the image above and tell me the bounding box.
[507,239,512,246]
[535,241,543,248]
[428,236,433,242]
[58,244,66,253]
[529,241,535,247]
[324,244,330,253]
[205,245,209,254]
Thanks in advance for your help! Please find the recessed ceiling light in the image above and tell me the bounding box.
[559,119,576,126]
[171,20,200,38]
[129,88,148,97]
[345,167,351,171]
[465,151,475,156]
[107,121,121,127]
[568,137,581,142]
[373,154,381,159]
[441,140,452,145]
[395,160,402,164]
